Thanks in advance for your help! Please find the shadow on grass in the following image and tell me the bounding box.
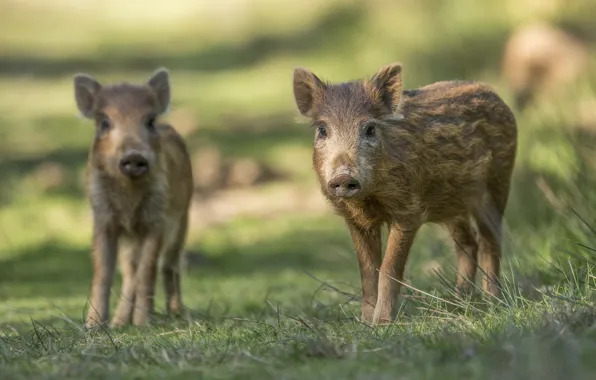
[192,222,356,278]
[0,3,365,78]
[0,240,91,300]
[0,220,355,296]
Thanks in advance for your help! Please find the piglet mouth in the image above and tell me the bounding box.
[326,174,362,198]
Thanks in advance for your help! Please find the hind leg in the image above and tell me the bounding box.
[474,183,510,298]
[162,213,189,317]
[111,239,140,327]
[447,217,479,294]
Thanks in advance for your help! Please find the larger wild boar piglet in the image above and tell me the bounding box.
[292,63,517,325]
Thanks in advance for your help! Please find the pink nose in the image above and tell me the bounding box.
[327,174,361,198]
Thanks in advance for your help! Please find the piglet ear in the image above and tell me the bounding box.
[147,67,171,114]
[371,63,403,115]
[73,73,101,119]
[293,67,326,117]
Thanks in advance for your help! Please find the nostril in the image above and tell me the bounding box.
[347,180,361,190]
[120,160,132,171]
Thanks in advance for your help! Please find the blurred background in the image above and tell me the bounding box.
[0,0,595,324]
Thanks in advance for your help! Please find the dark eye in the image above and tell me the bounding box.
[99,117,110,133]
[317,125,328,139]
[364,123,376,138]
[145,116,156,131]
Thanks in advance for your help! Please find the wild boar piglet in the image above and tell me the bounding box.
[293,63,517,325]
[73,68,194,327]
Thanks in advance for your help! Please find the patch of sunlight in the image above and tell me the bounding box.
[0,59,305,127]
[0,198,90,256]
[0,295,87,324]
[185,269,354,307]
[0,77,80,121]
[1,0,344,57]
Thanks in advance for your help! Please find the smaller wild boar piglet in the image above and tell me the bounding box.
[74,68,194,328]
[292,63,517,326]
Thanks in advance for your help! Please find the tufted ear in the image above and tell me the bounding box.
[73,73,102,118]
[147,67,171,114]
[292,67,327,117]
[371,63,403,115]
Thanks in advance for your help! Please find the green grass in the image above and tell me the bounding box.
[1,0,596,378]
[2,256,596,379]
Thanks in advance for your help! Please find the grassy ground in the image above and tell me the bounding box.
[1,0,596,378]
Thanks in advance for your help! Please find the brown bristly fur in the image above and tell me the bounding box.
[73,68,194,328]
[293,63,517,325]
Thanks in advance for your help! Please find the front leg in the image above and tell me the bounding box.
[86,224,119,328]
[133,231,164,326]
[373,223,419,325]
[347,222,382,324]
[111,239,140,327]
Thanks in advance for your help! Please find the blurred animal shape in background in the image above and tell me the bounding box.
[501,22,589,110]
